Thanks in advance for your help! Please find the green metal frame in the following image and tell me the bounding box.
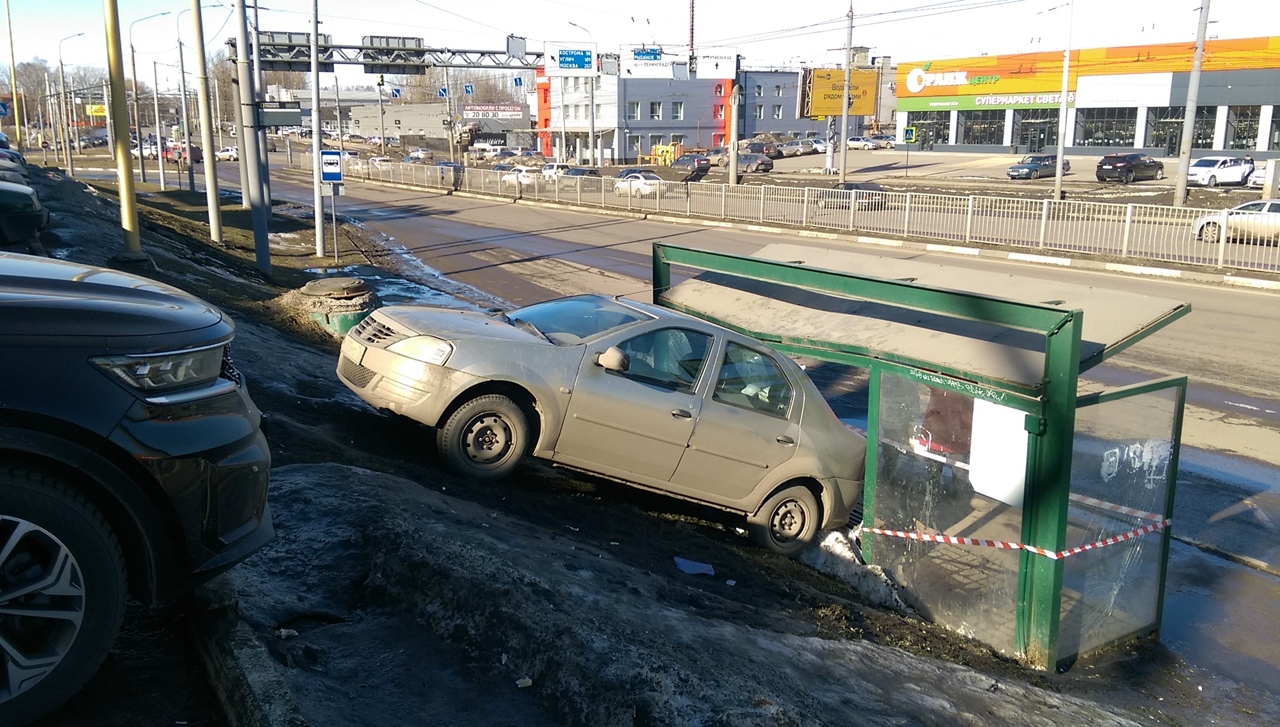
[651,243,1188,671]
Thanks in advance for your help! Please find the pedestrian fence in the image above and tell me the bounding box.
[300,155,1280,274]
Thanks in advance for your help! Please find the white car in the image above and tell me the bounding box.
[368,156,393,167]
[1193,199,1280,243]
[1186,156,1253,187]
[613,172,663,197]
[1248,161,1268,189]
[542,162,572,179]
[847,136,878,150]
[214,146,238,162]
[808,138,829,154]
[501,165,541,187]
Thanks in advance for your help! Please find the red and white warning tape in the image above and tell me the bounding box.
[856,519,1171,560]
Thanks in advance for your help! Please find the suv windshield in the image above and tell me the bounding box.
[504,296,652,344]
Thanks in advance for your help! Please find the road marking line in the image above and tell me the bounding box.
[1224,276,1280,290]
[745,224,786,234]
[1009,252,1072,266]
[926,244,980,255]
[1105,263,1182,278]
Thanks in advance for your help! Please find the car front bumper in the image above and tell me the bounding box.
[337,336,483,428]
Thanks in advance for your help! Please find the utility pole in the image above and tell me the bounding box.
[234,0,271,274]
[838,4,853,184]
[445,66,456,163]
[177,32,195,192]
[130,12,170,184]
[5,0,22,150]
[153,61,166,190]
[231,73,248,207]
[251,0,271,204]
[191,0,223,244]
[310,0,323,257]
[727,82,740,185]
[102,0,142,258]
[377,74,386,156]
[1174,0,1211,208]
[1052,0,1075,201]
[334,81,344,151]
[213,77,223,148]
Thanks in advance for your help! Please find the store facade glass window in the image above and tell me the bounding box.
[1226,106,1260,150]
[648,133,663,148]
[1147,106,1216,152]
[1074,108,1137,147]
[1271,110,1280,152]
[1013,107,1059,152]
[958,109,1004,146]
[671,134,685,144]
[906,110,951,148]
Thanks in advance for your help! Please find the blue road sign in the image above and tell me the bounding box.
[557,49,592,70]
[464,84,474,95]
[391,88,402,99]
[903,126,917,144]
[438,87,448,98]
[632,48,662,61]
[513,77,523,87]
[320,150,344,183]
[0,102,9,118]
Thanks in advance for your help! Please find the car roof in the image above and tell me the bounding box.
[0,180,33,194]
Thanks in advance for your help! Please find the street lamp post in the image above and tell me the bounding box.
[568,22,596,166]
[5,0,23,150]
[1052,0,1075,201]
[58,33,84,174]
[153,61,166,190]
[130,12,170,183]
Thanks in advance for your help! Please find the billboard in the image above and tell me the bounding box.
[804,68,878,117]
[543,41,598,77]
[694,47,737,78]
[462,103,526,120]
[620,46,690,79]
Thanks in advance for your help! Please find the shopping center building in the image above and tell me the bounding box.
[895,36,1280,158]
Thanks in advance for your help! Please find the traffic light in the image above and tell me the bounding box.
[377,74,384,86]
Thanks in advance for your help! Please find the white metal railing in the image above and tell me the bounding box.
[296,154,1280,274]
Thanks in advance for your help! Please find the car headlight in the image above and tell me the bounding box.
[92,343,226,392]
[387,335,454,365]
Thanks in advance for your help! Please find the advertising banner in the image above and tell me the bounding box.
[805,68,879,117]
[620,46,690,79]
[462,103,526,120]
[543,41,598,78]
[899,92,1075,111]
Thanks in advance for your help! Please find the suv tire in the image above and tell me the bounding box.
[437,394,528,480]
[0,467,127,726]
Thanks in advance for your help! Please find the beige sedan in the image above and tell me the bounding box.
[336,294,867,557]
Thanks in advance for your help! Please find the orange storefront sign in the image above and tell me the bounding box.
[897,35,1280,98]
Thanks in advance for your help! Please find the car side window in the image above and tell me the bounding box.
[712,343,793,417]
[616,328,712,392]
[1268,203,1280,213]
[1238,202,1266,212]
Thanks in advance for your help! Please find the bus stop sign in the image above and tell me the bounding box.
[320,150,344,183]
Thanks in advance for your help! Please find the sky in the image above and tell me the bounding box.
[11,0,1277,92]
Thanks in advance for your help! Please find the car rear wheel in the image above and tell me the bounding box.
[1201,222,1222,243]
[817,198,828,209]
[748,485,820,558]
[1096,175,1106,183]
[0,468,127,726]
[437,394,528,480]
[1123,170,1135,184]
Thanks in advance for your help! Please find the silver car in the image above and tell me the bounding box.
[336,294,867,556]
[1193,199,1280,244]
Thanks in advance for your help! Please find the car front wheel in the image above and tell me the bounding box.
[0,468,127,726]
[1207,175,1218,188]
[1155,167,1165,180]
[1201,222,1222,243]
[748,485,820,558]
[437,394,528,480]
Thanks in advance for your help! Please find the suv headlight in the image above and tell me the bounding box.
[387,335,453,365]
[92,343,226,392]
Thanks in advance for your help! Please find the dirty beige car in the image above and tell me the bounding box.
[336,294,866,556]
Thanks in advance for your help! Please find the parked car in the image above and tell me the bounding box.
[0,252,273,725]
[671,154,711,172]
[807,138,829,154]
[335,293,866,557]
[491,150,518,160]
[846,136,879,150]
[1095,153,1164,183]
[614,167,648,178]
[614,171,664,197]
[705,147,731,166]
[435,160,465,186]
[0,148,28,169]
[0,181,48,244]
[1192,199,1280,243]
[492,163,516,172]
[131,143,160,159]
[501,165,542,188]
[542,162,573,180]
[1186,156,1254,187]
[215,146,239,162]
[1007,154,1069,180]
[745,142,783,159]
[779,139,816,157]
[735,153,774,173]
[814,181,888,210]
[1248,161,1268,188]
[559,167,603,190]
[871,135,896,149]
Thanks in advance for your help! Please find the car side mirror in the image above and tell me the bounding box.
[595,346,630,372]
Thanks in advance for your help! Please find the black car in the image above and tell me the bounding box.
[671,154,711,172]
[435,160,465,187]
[1096,153,1164,183]
[0,182,49,246]
[0,252,273,726]
[815,181,889,210]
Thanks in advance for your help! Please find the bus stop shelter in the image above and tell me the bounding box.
[652,242,1190,671]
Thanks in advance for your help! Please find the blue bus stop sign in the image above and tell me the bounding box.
[320,150,344,183]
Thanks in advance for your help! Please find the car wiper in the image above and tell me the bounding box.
[508,316,552,343]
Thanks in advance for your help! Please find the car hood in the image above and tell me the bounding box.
[0,252,225,338]
[1008,163,1038,170]
[379,306,549,345]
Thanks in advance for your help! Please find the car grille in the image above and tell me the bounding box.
[222,345,243,386]
[339,356,376,388]
[351,316,409,347]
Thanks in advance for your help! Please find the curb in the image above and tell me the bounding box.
[190,576,307,727]
[334,174,1280,293]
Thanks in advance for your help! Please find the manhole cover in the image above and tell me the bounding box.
[300,276,368,299]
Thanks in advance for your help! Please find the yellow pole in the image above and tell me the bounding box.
[102,0,142,256]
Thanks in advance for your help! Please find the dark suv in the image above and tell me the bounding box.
[1095,153,1164,183]
[746,142,783,159]
[1,252,273,726]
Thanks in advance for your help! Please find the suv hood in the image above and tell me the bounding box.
[0,252,224,337]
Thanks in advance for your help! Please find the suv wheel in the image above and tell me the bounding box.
[436,394,528,480]
[1123,170,1135,184]
[748,485,820,558]
[1,468,127,726]
[1206,175,1218,188]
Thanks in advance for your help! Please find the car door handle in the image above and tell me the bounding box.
[776,435,795,445]
[671,409,693,419]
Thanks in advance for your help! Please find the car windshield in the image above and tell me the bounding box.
[1192,159,1219,168]
[503,296,653,344]
[1020,156,1046,163]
